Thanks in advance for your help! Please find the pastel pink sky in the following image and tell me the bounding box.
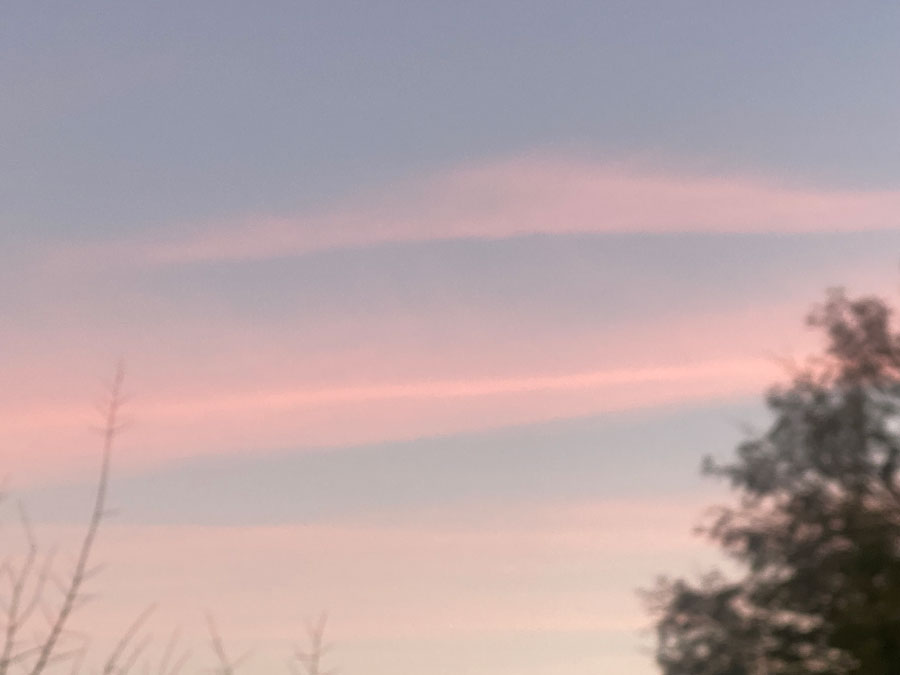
[5,253,896,483]
[54,157,900,267]
[2,298,809,482]
[34,496,721,675]
[10,6,900,674]
[10,155,900,674]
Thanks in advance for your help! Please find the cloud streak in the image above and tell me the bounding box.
[0,356,774,481]
[69,156,900,267]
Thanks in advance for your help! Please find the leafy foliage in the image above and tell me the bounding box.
[651,290,900,675]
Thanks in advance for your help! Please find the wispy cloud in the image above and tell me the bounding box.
[1,356,774,482]
[1,291,820,484]
[65,156,900,267]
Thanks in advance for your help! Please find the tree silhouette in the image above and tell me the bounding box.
[0,366,131,675]
[1,366,332,675]
[650,289,900,675]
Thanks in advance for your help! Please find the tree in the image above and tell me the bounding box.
[0,366,139,675]
[649,289,900,675]
[1,366,333,675]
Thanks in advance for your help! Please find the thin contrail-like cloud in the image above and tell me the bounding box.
[61,156,900,268]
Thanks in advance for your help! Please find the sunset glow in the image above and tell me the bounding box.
[5,4,900,674]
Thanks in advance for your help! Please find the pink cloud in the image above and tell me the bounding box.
[64,156,900,266]
[0,298,819,483]
[0,356,776,483]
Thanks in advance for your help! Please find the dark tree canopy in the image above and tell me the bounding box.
[651,289,900,675]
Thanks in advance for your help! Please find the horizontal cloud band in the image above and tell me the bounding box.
[69,156,900,266]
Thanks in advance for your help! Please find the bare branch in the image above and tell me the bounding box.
[66,644,87,675]
[205,614,233,675]
[165,648,192,675]
[27,364,126,675]
[0,507,40,675]
[292,614,334,675]
[116,635,152,675]
[17,551,56,636]
[156,629,178,675]
[102,605,156,675]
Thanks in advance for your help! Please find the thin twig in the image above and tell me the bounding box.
[205,614,233,675]
[157,629,179,675]
[102,605,156,675]
[0,506,39,675]
[293,614,334,675]
[165,648,192,675]
[27,364,126,675]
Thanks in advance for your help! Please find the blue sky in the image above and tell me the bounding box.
[4,3,900,674]
[5,1,900,242]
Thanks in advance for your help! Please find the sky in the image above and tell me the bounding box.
[4,2,900,674]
